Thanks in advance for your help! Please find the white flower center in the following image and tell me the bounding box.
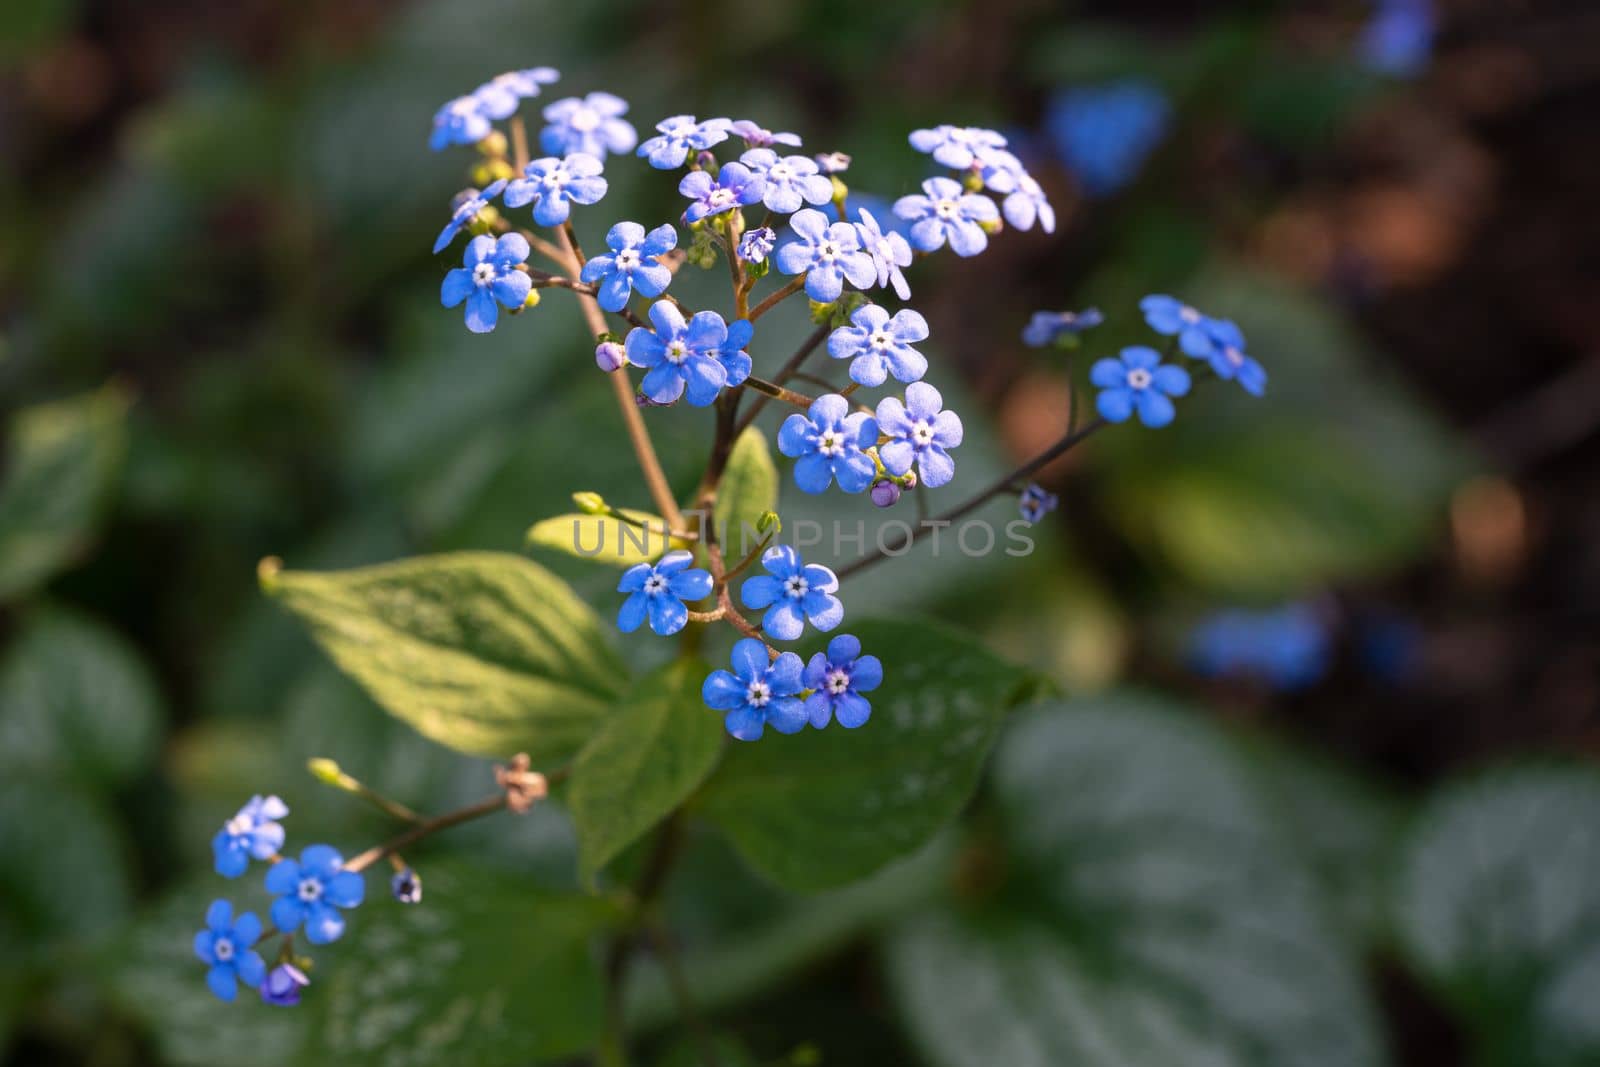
[708,188,735,207]
[615,249,639,269]
[1126,368,1153,389]
[826,669,851,694]
[784,575,809,599]
[935,198,959,219]
[745,680,771,707]
[214,937,235,961]
[644,575,666,594]
[818,241,838,261]
[472,263,497,286]
[297,876,324,903]
[817,430,843,456]
[770,163,793,181]
[570,107,600,132]
[911,421,934,446]
[225,814,253,836]
[1179,306,1201,324]
[870,331,892,350]
[666,340,688,364]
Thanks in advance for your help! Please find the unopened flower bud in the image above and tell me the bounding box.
[259,963,310,1007]
[306,757,345,786]
[476,131,509,158]
[594,340,627,373]
[572,491,608,515]
[695,149,717,171]
[871,479,902,508]
[900,469,918,490]
[391,867,423,904]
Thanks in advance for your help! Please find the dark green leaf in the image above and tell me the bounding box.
[261,551,626,762]
[699,619,1028,891]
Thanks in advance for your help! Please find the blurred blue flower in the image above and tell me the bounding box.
[1359,0,1434,77]
[1021,307,1102,348]
[828,304,928,387]
[265,845,365,945]
[730,120,802,148]
[1202,318,1268,396]
[778,393,879,494]
[740,545,843,641]
[580,222,676,312]
[625,301,749,406]
[775,208,876,303]
[390,867,423,904]
[1190,604,1330,691]
[908,124,1008,170]
[212,794,288,879]
[976,148,1056,233]
[1140,294,1219,356]
[702,638,808,741]
[540,93,637,159]
[1045,81,1170,197]
[739,149,833,214]
[194,899,266,1002]
[441,234,532,334]
[259,963,309,1007]
[803,634,882,729]
[876,382,963,488]
[430,96,492,151]
[814,151,851,174]
[472,67,560,119]
[679,161,765,223]
[504,154,607,227]
[618,550,713,636]
[894,176,998,257]
[638,115,733,169]
[433,180,506,254]
[1090,346,1190,428]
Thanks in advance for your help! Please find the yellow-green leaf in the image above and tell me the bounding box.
[526,510,687,567]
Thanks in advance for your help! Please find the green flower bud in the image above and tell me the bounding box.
[572,491,608,515]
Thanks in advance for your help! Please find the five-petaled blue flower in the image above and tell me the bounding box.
[775,208,876,303]
[1091,346,1191,428]
[504,153,607,227]
[540,93,637,159]
[908,124,1008,170]
[876,382,963,488]
[679,162,765,223]
[433,180,506,254]
[739,149,833,214]
[194,899,266,1002]
[1200,318,1267,396]
[894,177,998,257]
[638,115,732,169]
[441,234,532,333]
[472,67,560,119]
[212,794,288,878]
[778,393,879,495]
[978,149,1056,234]
[259,963,310,1007]
[1019,483,1059,524]
[853,207,913,301]
[803,634,882,729]
[702,638,808,741]
[1140,294,1221,357]
[740,545,843,641]
[430,96,492,151]
[580,222,676,312]
[730,120,802,148]
[625,301,751,406]
[1021,308,1103,348]
[265,844,365,945]
[828,304,929,387]
[617,550,713,636]
[738,226,776,264]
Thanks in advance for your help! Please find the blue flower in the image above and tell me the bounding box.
[702,638,808,741]
[876,382,963,488]
[774,208,876,303]
[540,93,637,159]
[894,177,998,257]
[1021,308,1103,348]
[814,151,851,175]
[803,633,882,729]
[828,304,928,387]
[977,149,1056,233]
[391,867,423,904]
[617,550,713,636]
[679,162,765,223]
[1090,346,1191,428]
[907,124,1007,170]
[194,899,266,1002]
[739,545,842,641]
[730,120,802,148]
[580,222,676,312]
[211,795,288,879]
[472,67,560,119]
[853,207,913,301]
[625,301,751,406]
[1360,0,1433,76]
[1190,604,1329,691]
[778,393,879,494]
[1045,81,1170,197]
[638,115,733,169]
[259,963,310,1007]
[432,180,507,254]
[1018,483,1058,525]
[1140,294,1220,356]
[1201,318,1267,396]
[504,153,607,227]
[265,844,365,945]
[738,225,777,264]
[738,149,833,214]
[441,234,532,334]
[430,96,492,151]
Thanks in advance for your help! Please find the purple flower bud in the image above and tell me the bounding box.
[391,868,422,904]
[870,479,902,508]
[695,149,718,171]
[595,340,627,372]
[259,963,310,1007]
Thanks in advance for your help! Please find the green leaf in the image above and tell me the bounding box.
[260,551,626,762]
[570,661,724,884]
[886,693,1385,1067]
[699,619,1028,891]
[526,510,687,567]
[1394,768,1600,1065]
[0,387,129,601]
[110,861,616,1067]
[715,426,778,556]
[0,606,165,787]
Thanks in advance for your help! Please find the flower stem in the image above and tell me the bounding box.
[343,793,508,874]
[742,375,814,409]
[748,276,806,321]
[732,323,829,435]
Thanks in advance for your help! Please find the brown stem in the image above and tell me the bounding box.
[743,375,815,410]
[509,116,530,173]
[343,793,508,874]
[732,323,829,436]
[748,276,806,321]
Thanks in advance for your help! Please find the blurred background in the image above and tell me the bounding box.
[3,0,1599,1064]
